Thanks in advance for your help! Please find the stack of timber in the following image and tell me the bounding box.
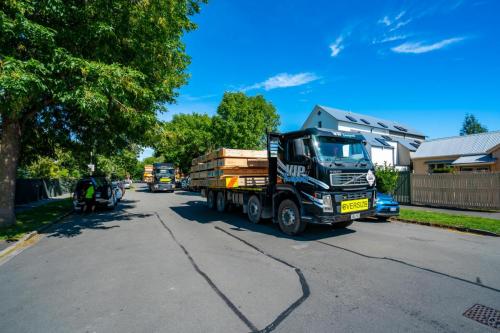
[190,148,268,189]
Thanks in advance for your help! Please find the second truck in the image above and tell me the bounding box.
[190,128,377,235]
[149,162,177,192]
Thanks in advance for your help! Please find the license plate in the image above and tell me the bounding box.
[390,207,397,212]
[341,198,369,213]
[351,213,361,219]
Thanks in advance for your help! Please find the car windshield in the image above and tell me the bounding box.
[314,136,369,162]
[156,169,174,176]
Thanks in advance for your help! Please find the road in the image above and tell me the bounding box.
[1,184,499,332]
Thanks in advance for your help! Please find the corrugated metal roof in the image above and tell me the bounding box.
[413,131,500,159]
[317,105,426,137]
[360,132,394,148]
[452,154,497,165]
[394,138,419,152]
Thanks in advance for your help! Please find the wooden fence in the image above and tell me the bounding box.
[411,173,500,210]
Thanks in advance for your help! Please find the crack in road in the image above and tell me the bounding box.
[312,239,500,294]
[214,226,311,333]
[154,213,258,332]
[154,211,310,333]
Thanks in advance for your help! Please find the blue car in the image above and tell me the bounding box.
[375,193,400,220]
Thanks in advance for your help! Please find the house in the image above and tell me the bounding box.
[302,105,426,169]
[411,131,500,174]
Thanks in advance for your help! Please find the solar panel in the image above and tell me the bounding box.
[410,142,420,149]
[346,115,358,122]
[377,122,388,128]
[375,138,390,147]
[394,125,408,132]
[414,140,421,144]
[382,135,392,141]
[360,118,370,125]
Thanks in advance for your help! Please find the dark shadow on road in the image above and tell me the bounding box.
[44,203,153,238]
[174,190,202,196]
[170,200,356,241]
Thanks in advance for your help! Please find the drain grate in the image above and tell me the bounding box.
[463,304,500,330]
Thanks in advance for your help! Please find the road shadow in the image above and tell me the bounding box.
[174,190,202,196]
[170,200,356,241]
[44,203,153,238]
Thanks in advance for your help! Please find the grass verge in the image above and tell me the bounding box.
[399,209,500,235]
[0,199,73,241]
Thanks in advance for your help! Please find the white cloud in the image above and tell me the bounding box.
[373,34,408,44]
[395,10,406,20]
[244,72,320,91]
[329,36,344,57]
[391,37,466,54]
[389,18,412,32]
[378,16,391,26]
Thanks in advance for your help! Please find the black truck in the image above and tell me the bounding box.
[149,163,176,192]
[202,128,377,235]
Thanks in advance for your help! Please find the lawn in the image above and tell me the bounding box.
[399,209,500,235]
[0,199,73,241]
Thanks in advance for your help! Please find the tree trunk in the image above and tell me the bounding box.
[0,118,21,227]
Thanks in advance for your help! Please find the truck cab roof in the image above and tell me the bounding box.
[272,127,366,141]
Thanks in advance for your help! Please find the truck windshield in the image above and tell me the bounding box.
[156,169,174,176]
[314,136,369,162]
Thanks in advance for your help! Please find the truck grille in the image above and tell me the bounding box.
[331,173,369,187]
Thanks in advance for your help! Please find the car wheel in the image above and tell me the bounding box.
[207,191,216,210]
[278,199,306,235]
[332,221,353,229]
[216,192,227,212]
[247,195,262,224]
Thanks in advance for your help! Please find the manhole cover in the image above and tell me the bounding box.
[463,304,500,330]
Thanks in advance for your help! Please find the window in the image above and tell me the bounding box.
[346,115,358,122]
[317,110,321,116]
[360,118,370,125]
[318,121,322,128]
[314,136,369,162]
[287,138,311,163]
[377,122,388,128]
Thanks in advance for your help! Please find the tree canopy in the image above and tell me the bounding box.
[0,0,205,226]
[212,92,280,149]
[460,114,487,136]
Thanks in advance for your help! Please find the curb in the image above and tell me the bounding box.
[0,210,73,261]
[390,218,499,237]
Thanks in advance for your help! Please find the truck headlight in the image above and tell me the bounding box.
[323,194,333,213]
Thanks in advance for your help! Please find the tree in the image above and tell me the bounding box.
[155,113,213,173]
[212,92,280,149]
[460,114,487,136]
[0,1,205,226]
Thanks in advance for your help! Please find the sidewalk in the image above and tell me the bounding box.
[400,205,500,220]
[15,193,71,213]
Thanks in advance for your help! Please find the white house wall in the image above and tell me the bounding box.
[371,147,394,166]
[303,110,339,130]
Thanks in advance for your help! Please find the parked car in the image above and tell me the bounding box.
[73,177,118,212]
[375,193,400,220]
[112,181,125,201]
[123,179,132,189]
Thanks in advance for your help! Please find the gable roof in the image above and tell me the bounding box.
[315,105,425,137]
[412,131,500,159]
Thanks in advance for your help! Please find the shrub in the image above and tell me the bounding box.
[375,163,399,194]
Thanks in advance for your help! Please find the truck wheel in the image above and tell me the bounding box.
[278,199,306,235]
[332,221,353,229]
[207,191,216,210]
[247,195,262,224]
[216,192,227,212]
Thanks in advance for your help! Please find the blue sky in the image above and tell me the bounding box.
[142,0,499,159]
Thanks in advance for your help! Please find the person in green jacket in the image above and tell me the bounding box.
[84,182,96,213]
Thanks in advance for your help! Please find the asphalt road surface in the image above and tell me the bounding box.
[1,184,499,332]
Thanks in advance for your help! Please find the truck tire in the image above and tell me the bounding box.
[332,221,353,229]
[278,199,306,235]
[247,195,262,224]
[207,191,216,210]
[216,191,227,212]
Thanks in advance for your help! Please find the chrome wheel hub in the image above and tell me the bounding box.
[281,208,296,226]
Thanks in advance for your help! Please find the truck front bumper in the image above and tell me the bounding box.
[152,183,175,191]
[304,209,376,225]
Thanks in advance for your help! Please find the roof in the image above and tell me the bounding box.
[314,105,426,137]
[281,127,366,141]
[360,132,394,149]
[452,154,497,165]
[413,131,500,159]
